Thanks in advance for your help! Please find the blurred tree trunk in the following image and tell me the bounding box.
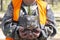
[51,0,54,7]
[1,0,3,11]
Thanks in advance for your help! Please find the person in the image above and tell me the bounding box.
[2,0,57,40]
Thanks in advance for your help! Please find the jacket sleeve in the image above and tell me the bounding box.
[46,5,57,37]
[2,2,13,31]
[46,5,56,26]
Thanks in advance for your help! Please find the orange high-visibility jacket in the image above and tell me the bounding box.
[12,0,47,25]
